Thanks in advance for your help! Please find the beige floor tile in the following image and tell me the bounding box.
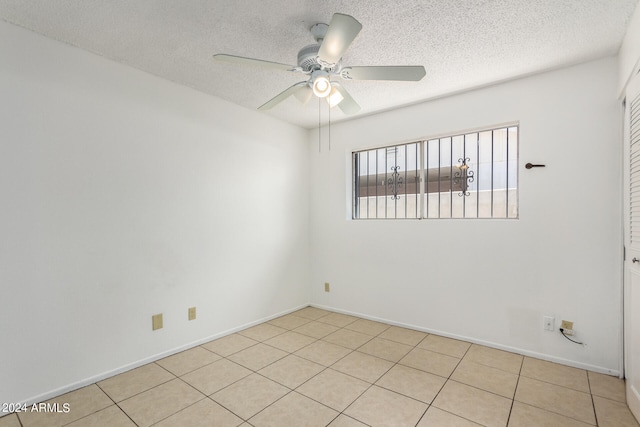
[264,331,316,353]
[328,414,369,426]
[399,347,460,378]
[344,385,428,427]
[267,314,312,330]
[432,380,512,427]
[294,340,352,366]
[593,396,640,427]
[508,401,594,427]
[249,391,338,426]
[521,357,589,392]
[258,354,325,389]
[344,318,390,336]
[357,337,413,362]
[118,379,204,427]
[331,351,394,383]
[65,405,136,427]
[322,328,373,350]
[294,306,332,320]
[376,364,446,404]
[154,398,243,427]
[211,373,288,420]
[0,414,20,427]
[181,358,252,395]
[293,320,341,339]
[97,363,175,402]
[17,385,112,427]
[17,309,629,427]
[463,344,523,374]
[514,376,596,425]
[418,335,471,358]
[201,333,258,357]
[588,371,626,403]
[237,323,287,342]
[451,359,519,398]
[296,368,370,411]
[317,312,359,327]
[156,346,221,376]
[417,407,483,426]
[378,325,427,346]
[228,342,288,371]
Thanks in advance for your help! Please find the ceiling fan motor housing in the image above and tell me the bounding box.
[297,43,321,71]
[297,22,329,72]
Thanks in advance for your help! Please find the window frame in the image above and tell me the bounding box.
[351,123,519,220]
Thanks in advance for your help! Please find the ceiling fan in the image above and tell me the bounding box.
[213,13,426,115]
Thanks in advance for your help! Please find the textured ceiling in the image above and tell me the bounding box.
[1,0,638,129]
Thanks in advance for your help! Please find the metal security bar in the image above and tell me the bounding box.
[353,125,518,219]
[425,126,518,218]
[353,142,420,219]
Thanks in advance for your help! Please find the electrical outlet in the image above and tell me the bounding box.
[152,313,163,330]
[324,282,330,292]
[561,320,574,330]
[543,316,554,331]
[188,306,196,321]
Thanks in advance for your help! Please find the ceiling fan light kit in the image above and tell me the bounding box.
[327,86,344,108]
[213,13,426,115]
[311,70,331,97]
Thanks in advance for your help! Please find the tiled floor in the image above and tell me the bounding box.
[3,306,639,427]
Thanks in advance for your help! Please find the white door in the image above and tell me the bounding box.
[624,71,640,421]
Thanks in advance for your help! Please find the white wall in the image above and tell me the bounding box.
[309,57,622,374]
[619,1,640,95]
[0,21,310,405]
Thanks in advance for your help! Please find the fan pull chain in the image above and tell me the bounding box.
[318,96,321,153]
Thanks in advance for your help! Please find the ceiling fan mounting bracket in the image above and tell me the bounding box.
[297,22,334,72]
[310,23,329,43]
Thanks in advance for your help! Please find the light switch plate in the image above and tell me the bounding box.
[188,307,196,321]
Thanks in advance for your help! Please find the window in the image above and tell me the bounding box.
[352,125,518,219]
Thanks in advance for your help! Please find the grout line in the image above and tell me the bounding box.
[93,382,138,427]
[504,353,525,427]
[99,365,178,407]
[39,307,617,427]
[587,372,600,426]
[147,393,209,426]
[206,389,252,423]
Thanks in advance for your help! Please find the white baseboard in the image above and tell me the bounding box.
[310,303,620,377]
[18,300,619,409]
[17,303,310,407]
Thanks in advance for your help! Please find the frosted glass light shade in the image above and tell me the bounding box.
[312,72,331,98]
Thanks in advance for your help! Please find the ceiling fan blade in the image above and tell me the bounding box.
[294,86,313,105]
[342,66,426,81]
[331,82,361,115]
[213,54,294,71]
[318,13,362,66]
[258,82,309,110]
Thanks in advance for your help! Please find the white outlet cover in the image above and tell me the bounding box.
[543,316,554,331]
